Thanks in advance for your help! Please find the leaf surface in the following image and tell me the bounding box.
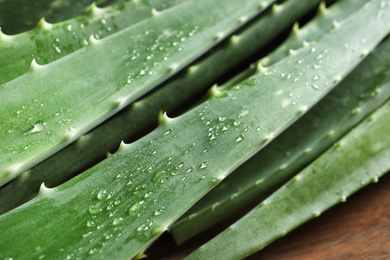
[0,0,388,258]
[0,0,274,186]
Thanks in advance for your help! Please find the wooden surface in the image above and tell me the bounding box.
[251,172,390,260]
[146,172,390,259]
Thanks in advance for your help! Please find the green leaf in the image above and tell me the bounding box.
[262,0,367,66]
[0,0,388,258]
[0,0,319,214]
[186,100,390,259]
[0,0,188,85]
[0,0,117,34]
[0,0,273,186]
[169,0,390,243]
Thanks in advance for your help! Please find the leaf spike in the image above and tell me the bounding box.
[36,17,52,31]
[86,2,104,17]
[332,20,341,29]
[187,64,199,74]
[38,182,54,196]
[291,22,299,35]
[112,97,127,110]
[302,40,311,48]
[256,62,269,73]
[117,140,128,151]
[271,3,281,14]
[213,32,224,42]
[297,104,308,115]
[166,63,179,74]
[63,127,78,143]
[208,84,222,98]
[312,211,321,218]
[237,16,247,24]
[131,100,144,110]
[317,1,327,16]
[158,111,174,125]
[88,34,99,45]
[229,34,241,45]
[151,8,161,17]
[339,195,347,202]
[288,48,297,56]
[0,27,11,42]
[16,170,31,183]
[29,58,43,72]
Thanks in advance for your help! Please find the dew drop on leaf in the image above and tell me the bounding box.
[29,121,47,133]
[200,162,208,169]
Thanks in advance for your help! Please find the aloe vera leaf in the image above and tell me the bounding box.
[0,1,388,258]
[0,0,188,85]
[0,0,319,214]
[262,0,368,66]
[0,0,117,35]
[186,99,390,260]
[169,10,390,245]
[171,40,390,243]
[0,0,323,214]
[0,0,274,187]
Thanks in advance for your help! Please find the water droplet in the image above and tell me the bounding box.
[105,234,113,240]
[235,134,244,142]
[153,171,165,182]
[200,162,208,169]
[112,218,123,226]
[88,203,102,215]
[313,74,320,81]
[209,134,217,141]
[86,220,95,227]
[97,190,107,200]
[129,203,140,212]
[29,121,47,133]
[164,129,172,135]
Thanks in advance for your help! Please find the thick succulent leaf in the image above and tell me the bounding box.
[0,0,188,85]
[0,0,274,186]
[0,1,388,258]
[0,0,322,214]
[262,0,367,66]
[0,0,117,34]
[169,2,390,243]
[186,100,390,259]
